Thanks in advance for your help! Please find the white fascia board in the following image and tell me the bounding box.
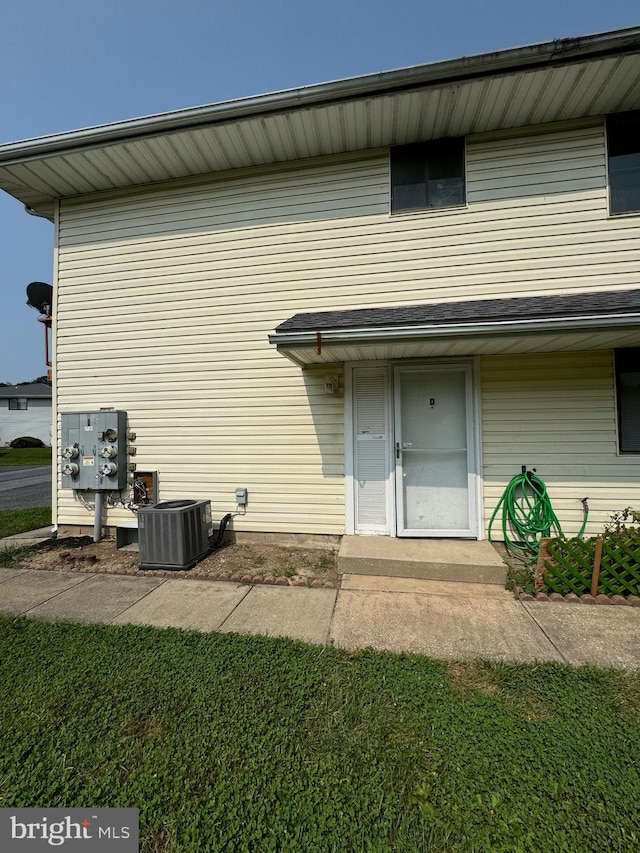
[1,27,639,163]
[269,312,640,349]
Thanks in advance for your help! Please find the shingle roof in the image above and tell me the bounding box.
[275,289,640,333]
[0,383,52,399]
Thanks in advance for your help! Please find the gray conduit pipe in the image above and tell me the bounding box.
[93,491,104,542]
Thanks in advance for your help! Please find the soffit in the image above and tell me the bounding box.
[1,28,640,218]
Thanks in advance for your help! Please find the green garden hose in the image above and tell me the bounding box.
[488,469,588,563]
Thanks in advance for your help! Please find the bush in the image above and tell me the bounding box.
[603,506,640,538]
[9,436,44,449]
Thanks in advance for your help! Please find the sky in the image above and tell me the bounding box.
[0,0,638,383]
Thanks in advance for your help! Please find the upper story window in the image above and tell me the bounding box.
[607,111,640,215]
[615,348,640,453]
[390,138,465,214]
[8,398,28,410]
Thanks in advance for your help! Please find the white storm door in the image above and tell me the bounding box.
[352,367,390,534]
[394,364,476,537]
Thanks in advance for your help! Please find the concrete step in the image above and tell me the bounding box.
[341,574,514,599]
[338,536,507,585]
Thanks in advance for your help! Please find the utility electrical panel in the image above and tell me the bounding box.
[60,411,128,491]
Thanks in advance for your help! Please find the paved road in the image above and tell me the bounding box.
[0,466,52,510]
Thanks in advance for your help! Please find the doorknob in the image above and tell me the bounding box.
[396,442,400,459]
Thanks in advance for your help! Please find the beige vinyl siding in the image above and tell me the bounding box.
[55,118,640,533]
[481,351,640,537]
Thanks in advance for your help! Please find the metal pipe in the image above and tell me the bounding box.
[93,491,104,543]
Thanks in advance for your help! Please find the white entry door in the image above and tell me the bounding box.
[394,364,476,537]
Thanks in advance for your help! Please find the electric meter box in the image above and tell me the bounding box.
[60,411,128,490]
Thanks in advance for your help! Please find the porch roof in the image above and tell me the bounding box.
[268,288,640,365]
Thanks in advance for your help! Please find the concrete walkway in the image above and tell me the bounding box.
[0,525,53,548]
[0,566,638,669]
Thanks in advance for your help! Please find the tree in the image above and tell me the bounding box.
[17,376,52,386]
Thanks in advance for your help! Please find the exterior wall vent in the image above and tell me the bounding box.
[138,499,212,570]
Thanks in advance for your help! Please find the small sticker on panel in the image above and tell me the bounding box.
[82,456,95,466]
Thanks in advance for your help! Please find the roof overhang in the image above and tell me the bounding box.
[1,26,640,220]
[269,292,640,365]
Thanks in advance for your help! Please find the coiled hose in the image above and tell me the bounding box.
[488,469,588,563]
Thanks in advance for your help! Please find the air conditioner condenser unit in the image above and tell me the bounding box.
[138,499,212,570]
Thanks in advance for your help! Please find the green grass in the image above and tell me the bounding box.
[0,507,51,539]
[0,619,638,852]
[0,446,52,466]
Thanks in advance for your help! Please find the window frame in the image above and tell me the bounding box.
[8,398,28,411]
[389,137,467,216]
[606,111,640,217]
[615,348,640,454]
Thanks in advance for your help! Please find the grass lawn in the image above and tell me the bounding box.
[0,507,51,539]
[0,618,638,852]
[0,447,52,466]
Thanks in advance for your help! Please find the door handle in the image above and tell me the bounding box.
[396,442,400,459]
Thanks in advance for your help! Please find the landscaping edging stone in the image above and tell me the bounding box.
[41,554,338,589]
[514,586,640,606]
[32,545,339,589]
[145,569,337,589]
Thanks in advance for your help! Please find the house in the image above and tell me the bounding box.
[0,383,52,447]
[0,27,639,549]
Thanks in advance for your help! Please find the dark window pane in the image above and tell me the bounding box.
[607,112,640,215]
[609,153,640,214]
[616,348,640,452]
[427,140,463,179]
[428,177,465,208]
[391,138,465,213]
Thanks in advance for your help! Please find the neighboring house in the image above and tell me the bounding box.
[0,27,639,544]
[0,384,52,446]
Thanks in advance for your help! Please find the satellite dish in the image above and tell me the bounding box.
[26,281,53,316]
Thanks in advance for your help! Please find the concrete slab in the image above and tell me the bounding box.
[2,526,53,540]
[341,573,513,599]
[0,567,31,583]
[523,603,640,670]
[330,589,562,662]
[26,574,163,624]
[220,586,337,644]
[112,580,251,632]
[0,570,89,615]
[338,536,507,584]
[0,526,53,548]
